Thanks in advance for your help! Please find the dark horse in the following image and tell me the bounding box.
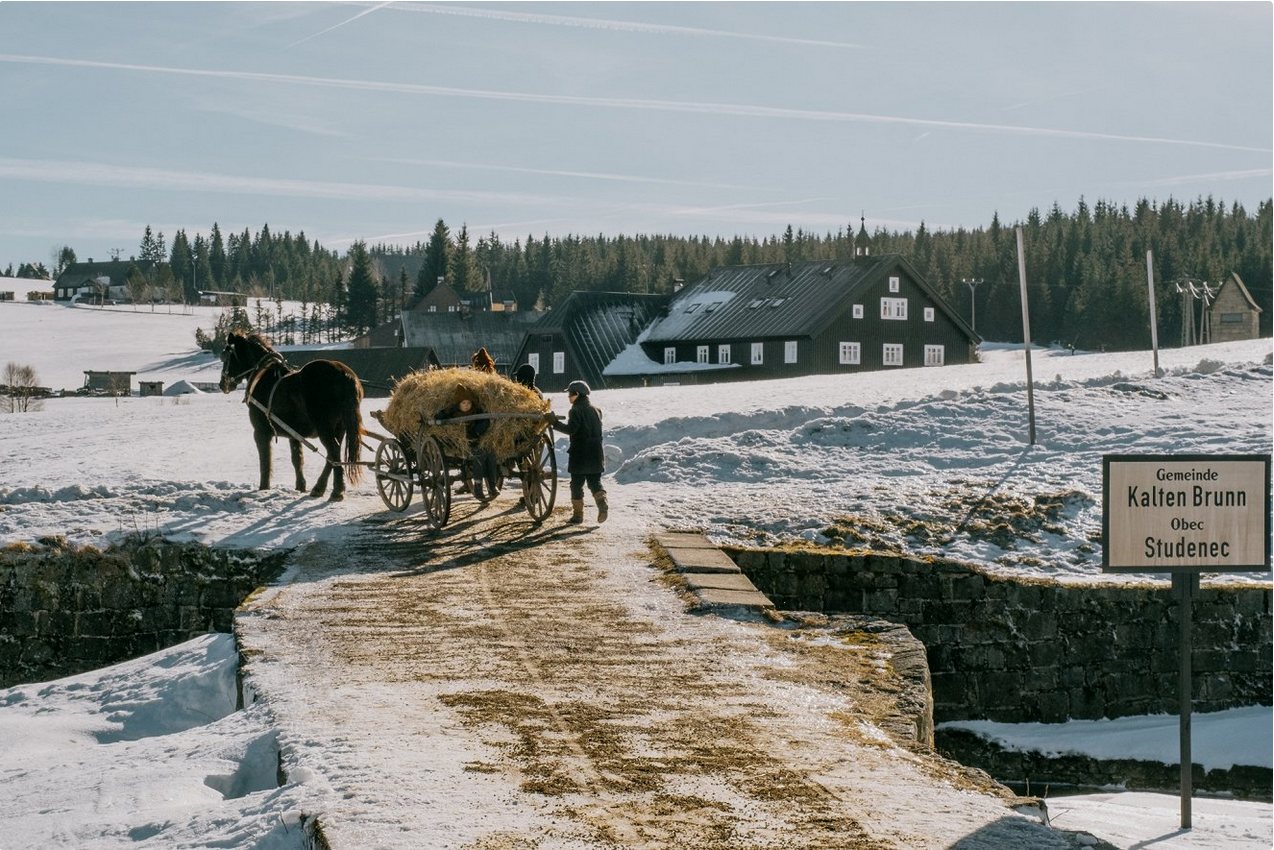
[219,330,364,501]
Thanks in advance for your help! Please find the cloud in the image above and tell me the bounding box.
[376,157,755,191]
[0,156,563,207]
[1134,168,1274,187]
[286,1,393,49]
[1,53,1266,154]
[380,1,868,49]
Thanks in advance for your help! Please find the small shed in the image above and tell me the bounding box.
[138,381,164,397]
[83,370,136,394]
[1207,272,1262,343]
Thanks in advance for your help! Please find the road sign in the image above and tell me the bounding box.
[1103,454,1271,573]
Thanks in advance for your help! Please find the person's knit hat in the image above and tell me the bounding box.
[567,380,591,397]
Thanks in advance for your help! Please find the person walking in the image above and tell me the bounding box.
[550,380,607,524]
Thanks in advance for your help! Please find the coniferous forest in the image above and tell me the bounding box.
[19,196,1271,351]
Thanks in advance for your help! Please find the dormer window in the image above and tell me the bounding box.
[770,298,785,308]
[748,299,766,309]
[705,301,722,312]
[685,303,700,313]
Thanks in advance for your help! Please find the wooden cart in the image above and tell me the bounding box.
[370,411,557,532]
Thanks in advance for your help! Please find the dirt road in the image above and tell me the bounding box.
[236,495,1106,849]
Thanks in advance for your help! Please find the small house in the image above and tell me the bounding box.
[55,260,156,303]
[1207,272,1263,343]
[138,381,164,397]
[82,370,136,395]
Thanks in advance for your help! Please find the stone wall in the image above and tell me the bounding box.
[0,537,287,688]
[723,546,1272,723]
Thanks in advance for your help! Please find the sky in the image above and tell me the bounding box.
[0,297,1270,847]
[1,1,1271,271]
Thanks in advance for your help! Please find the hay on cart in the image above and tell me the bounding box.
[373,368,552,459]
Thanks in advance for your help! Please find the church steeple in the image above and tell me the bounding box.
[854,215,871,258]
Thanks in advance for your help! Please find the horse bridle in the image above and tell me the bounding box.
[221,345,286,392]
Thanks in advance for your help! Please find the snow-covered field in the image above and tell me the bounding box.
[0,298,1270,848]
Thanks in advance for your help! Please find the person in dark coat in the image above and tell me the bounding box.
[550,380,607,524]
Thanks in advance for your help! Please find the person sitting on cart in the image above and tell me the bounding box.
[513,363,542,398]
[440,385,497,499]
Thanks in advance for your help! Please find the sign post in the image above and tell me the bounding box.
[1103,453,1271,830]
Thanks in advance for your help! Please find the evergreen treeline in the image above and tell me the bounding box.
[43,194,1272,351]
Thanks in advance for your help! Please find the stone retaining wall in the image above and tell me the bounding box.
[0,538,287,688]
[723,546,1272,723]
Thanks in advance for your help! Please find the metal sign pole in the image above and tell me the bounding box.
[1174,571,1198,830]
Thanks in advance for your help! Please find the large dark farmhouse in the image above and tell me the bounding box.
[634,254,979,383]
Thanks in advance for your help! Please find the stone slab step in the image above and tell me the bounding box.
[662,547,741,574]
[694,587,775,611]
[653,532,719,550]
[682,572,761,593]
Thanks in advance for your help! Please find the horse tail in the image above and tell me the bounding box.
[343,379,364,484]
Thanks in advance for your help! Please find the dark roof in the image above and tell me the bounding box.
[281,347,434,397]
[643,254,977,343]
[400,310,541,368]
[533,292,668,384]
[55,259,157,289]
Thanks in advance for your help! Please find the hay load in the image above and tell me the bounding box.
[373,368,552,459]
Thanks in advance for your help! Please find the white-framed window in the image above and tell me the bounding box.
[750,342,764,365]
[552,351,565,374]
[527,353,540,373]
[447,305,458,313]
[883,343,904,366]
[696,345,709,364]
[718,344,731,364]
[839,342,861,365]
[852,304,864,319]
[924,307,935,322]
[889,276,901,292]
[664,347,676,365]
[881,297,908,320]
[427,304,437,313]
[924,344,945,366]
[784,340,798,363]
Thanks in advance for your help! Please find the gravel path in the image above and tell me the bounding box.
[237,494,1109,849]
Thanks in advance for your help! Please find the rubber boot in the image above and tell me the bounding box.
[569,499,585,524]
[594,490,608,523]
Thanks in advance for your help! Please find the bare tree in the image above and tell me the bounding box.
[3,362,43,413]
[108,372,131,406]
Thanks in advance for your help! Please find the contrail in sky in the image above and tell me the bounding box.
[286,1,393,49]
[0,53,1267,154]
[379,1,868,49]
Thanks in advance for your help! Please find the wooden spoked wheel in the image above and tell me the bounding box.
[520,431,557,523]
[373,438,413,512]
[415,432,451,532]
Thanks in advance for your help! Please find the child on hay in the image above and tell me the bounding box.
[440,384,497,500]
[549,380,607,524]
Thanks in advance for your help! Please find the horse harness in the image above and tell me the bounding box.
[236,351,297,442]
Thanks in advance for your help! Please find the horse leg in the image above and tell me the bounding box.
[290,439,307,492]
[311,435,340,499]
[255,430,273,490]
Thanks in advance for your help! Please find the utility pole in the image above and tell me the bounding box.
[961,278,984,332]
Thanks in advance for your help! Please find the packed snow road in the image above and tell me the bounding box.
[236,496,1108,849]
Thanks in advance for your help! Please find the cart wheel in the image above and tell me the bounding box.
[520,431,557,523]
[374,438,413,512]
[415,433,451,531]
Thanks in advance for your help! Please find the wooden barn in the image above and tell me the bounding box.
[400,309,541,374]
[282,347,435,398]
[1207,272,1263,343]
[634,254,979,384]
[512,292,669,393]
